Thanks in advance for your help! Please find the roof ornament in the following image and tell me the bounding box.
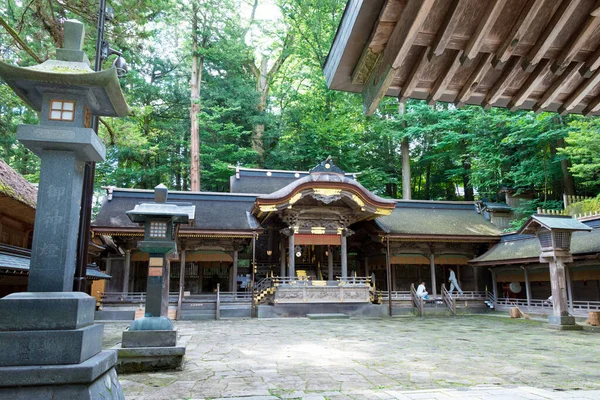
[309,156,345,175]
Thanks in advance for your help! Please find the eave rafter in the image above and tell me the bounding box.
[362,0,435,116]
[533,61,583,112]
[493,0,545,68]
[552,0,600,73]
[524,0,582,70]
[429,0,469,59]
[461,0,506,64]
[327,0,600,115]
[455,53,493,108]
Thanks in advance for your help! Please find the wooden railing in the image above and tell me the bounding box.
[449,291,488,300]
[101,291,179,304]
[571,300,600,313]
[410,283,424,317]
[271,277,371,287]
[379,291,412,301]
[441,284,456,315]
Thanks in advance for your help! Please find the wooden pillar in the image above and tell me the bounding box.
[232,250,238,292]
[177,249,186,320]
[391,264,397,290]
[566,264,574,314]
[490,268,498,308]
[279,240,286,278]
[251,233,257,318]
[386,236,392,317]
[288,233,295,278]
[364,257,369,277]
[328,247,334,279]
[522,266,531,307]
[341,234,348,279]
[549,259,569,317]
[122,249,131,293]
[429,253,437,297]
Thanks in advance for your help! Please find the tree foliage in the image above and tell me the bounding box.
[1,0,600,212]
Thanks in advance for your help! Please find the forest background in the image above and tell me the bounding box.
[2,0,600,229]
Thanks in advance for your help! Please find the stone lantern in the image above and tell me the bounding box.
[519,214,591,329]
[0,20,129,399]
[116,184,194,372]
[126,184,193,320]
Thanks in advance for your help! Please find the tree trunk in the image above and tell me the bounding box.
[463,157,474,201]
[557,138,576,196]
[401,136,411,200]
[424,163,431,200]
[190,4,202,191]
[252,58,269,163]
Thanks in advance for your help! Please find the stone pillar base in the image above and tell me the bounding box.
[548,315,582,330]
[0,351,123,400]
[114,342,186,373]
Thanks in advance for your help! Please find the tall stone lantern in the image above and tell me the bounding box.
[519,214,591,329]
[116,184,193,373]
[0,20,129,399]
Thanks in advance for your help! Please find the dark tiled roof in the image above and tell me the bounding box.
[0,246,110,279]
[93,189,260,232]
[471,225,600,264]
[0,159,37,208]
[377,201,501,237]
[230,175,302,194]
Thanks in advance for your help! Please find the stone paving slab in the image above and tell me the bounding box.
[102,316,600,400]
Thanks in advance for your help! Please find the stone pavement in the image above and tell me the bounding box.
[101,315,600,399]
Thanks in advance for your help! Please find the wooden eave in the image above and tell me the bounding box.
[325,0,600,116]
[91,226,259,238]
[382,233,501,243]
[252,181,396,219]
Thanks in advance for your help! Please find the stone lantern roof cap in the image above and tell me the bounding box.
[519,214,593,235]
[0,19,129,117]
[126,203,194,224]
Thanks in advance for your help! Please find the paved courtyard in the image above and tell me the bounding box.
[102,316,600,399]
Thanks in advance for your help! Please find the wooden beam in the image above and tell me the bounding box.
[461,0,506,63]
[428,50,463,104]
[483,56,522,108]
[398,46,430,103]
[507,59,551,111]
[525,0,582,70]
[493,0,546,67]
[583,93,600,115]
[580,47,600,77]
[552,1,600,73]
[363,0,435,115]
[533,61,583,112]
[352,47,382,84]
[558,67,600,114]
[456,53,493,108]
[429,0,469,59]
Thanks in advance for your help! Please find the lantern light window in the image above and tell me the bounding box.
[49,100,75,121]
[149,221,168,238]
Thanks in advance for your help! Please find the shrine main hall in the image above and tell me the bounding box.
[91,158,600,319]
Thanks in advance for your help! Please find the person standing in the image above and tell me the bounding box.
[448,268,463,295]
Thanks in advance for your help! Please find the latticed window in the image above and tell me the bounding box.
[554,231,571,249]
[538,231,553,248]
[149,221,167,238]
[49,100,75,121]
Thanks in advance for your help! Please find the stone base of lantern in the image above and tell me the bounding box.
[0,292,124,399]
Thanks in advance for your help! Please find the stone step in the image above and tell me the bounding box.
[306,313,350,320]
